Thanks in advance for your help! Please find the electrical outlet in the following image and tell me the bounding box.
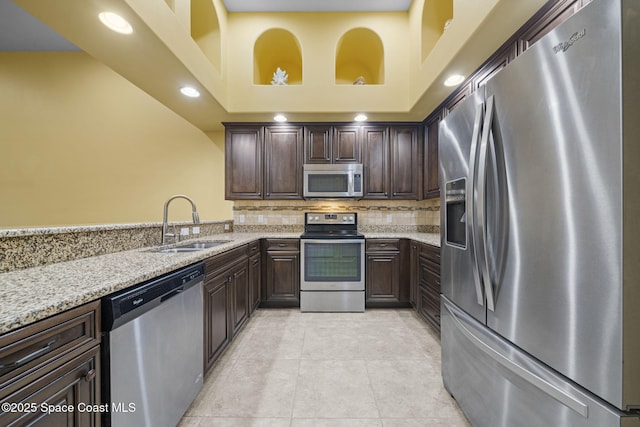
[386,214,392,223]
[180,227,189,236]
[192,226,200,235]
[224,223,230,231]
[239,215,245,224]
[258,215,264,223]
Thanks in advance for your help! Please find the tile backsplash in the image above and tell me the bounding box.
[233,199,440,233]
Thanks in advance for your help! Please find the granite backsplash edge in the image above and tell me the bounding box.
[0,220,233,273]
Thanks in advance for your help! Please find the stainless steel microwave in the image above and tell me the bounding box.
[303,164,363,198]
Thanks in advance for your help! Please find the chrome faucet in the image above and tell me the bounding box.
[161,195,200,245]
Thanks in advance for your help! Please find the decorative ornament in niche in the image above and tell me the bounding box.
[353,76,366,85]
[271,67,289,85]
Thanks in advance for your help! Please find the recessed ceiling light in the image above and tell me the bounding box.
[354,114,368,122]
[274,114,287,122]
[444,74,465,87]
[98,12,133,35]
[180,86,201,98]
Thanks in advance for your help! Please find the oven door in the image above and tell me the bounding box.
[300,239,365,291]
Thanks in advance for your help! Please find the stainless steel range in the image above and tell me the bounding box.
[300,212,365,312]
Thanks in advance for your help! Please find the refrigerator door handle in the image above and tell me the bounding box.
[478,95,497,311]
[468,102,485,306]
[443,301,589,418]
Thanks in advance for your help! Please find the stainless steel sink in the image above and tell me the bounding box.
[177,241,229,250]
[149,240,231,253]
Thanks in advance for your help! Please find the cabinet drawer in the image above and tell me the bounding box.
[418,286,441,332]
[0,345,99,426]
[419,255,440,277]
[247,240,260,256]
[419,258,441,288]
[264,239,299,252]
[0,300,100,392]
[419,244,440,264]
[206,245,248,278]
[366,239,400,252]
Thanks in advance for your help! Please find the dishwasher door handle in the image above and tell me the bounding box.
[161,286,184,303]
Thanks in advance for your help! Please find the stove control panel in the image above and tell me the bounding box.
[305,212,356,225]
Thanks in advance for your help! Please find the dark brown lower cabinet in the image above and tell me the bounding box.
[415,243,441,333]
[249,252,261,315]
[229,260,249,337]
[365,239,410,307]
[204,272,230,373]
[204,245,250,373]
[262,239,300,307]
[0,301,101,427]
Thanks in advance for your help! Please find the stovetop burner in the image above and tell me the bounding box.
[300,212,364,239]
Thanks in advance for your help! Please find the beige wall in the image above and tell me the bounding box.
[0,52,233,228]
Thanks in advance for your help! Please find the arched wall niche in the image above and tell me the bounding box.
[421,0,453,62]
[254,29,303,85]
[191,0,222,73]
[335,27,384,85]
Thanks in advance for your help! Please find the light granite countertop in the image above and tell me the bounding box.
[0,232,439,335]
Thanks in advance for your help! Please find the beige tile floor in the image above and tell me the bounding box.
[180,308,471,427]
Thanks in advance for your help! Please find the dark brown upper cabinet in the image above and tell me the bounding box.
[423,111,442,200]
[303,125,361,164]
[264,125,303,199]
[333,125,362,163]
[303,125,332,163]
[362,126,390,199]
[225,125,263,200]
[390,125,420,200]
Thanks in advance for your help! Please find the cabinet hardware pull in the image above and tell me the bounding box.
[84,369,96,382]
[279,243,286,247]
[0,339,57,371]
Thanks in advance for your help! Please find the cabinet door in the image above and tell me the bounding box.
[263,251,300,307]
[390,126,419,200]
[362,126,390,199]
[264,126,303,199]
[225,126,263,200]
[204,274,229,373]
[366,252,400,304]
[0,346,100,427]
[304,125,332,164]
[472,43,517,90]
[443,83,472,115]
[249,253,261,314]
[424,111,443,200]
[230,261,249,337]
[410,242,419,308]
[333,126,361,164]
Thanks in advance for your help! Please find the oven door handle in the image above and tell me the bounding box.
[300,239,365,245]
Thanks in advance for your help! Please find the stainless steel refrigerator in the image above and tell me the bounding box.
[439,0,640,425]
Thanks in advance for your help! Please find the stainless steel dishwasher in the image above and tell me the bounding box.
[101,262,204,427]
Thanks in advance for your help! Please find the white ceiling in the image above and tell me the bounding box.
[223,0,412,12]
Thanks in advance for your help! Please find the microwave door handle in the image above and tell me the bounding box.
[348,172,354,195]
